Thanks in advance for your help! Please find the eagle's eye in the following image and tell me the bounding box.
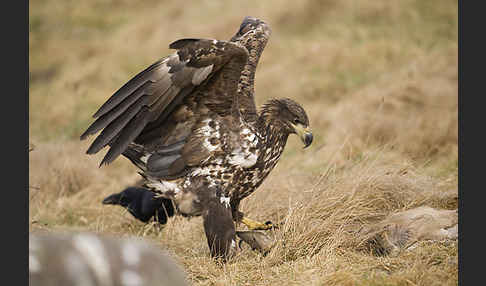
[293,118,301,125]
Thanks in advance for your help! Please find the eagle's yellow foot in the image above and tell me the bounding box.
[241,217,275,230]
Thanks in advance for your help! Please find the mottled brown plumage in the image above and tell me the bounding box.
[82,17,313,259]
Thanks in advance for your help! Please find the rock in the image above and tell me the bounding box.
[236,230,275,254]
[29,231,188,286]
[356,206,458,256]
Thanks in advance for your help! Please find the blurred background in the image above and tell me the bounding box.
[29,0,458,285]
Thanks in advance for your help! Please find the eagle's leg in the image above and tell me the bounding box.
[202,194,238,261]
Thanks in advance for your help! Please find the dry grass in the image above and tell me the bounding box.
[30,0,458,285]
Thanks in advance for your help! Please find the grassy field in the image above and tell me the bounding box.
[29,0,458,285]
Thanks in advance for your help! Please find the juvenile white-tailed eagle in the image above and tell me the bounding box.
[81,17,313,259]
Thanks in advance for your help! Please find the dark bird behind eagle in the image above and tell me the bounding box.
[102,186,175,224]
[81,17,313,259]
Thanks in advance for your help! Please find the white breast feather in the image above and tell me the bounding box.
[191,167,211,177]
[220,196,231,208]
[228,149,258,168]
[203,138,219,152]
[228,127,259,168]
[145,180,181,194]
[197,119,220,153]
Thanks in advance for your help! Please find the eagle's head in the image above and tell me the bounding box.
[261,98,313,148]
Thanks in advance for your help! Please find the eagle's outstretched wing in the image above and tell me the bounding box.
[230,16,272,123]
[81,38,249,167]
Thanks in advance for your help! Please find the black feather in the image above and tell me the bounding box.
[102,187,175,224]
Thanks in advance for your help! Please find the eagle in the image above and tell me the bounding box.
[81,17,313,259]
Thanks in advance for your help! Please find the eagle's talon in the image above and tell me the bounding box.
[258,220,277,230]
[264,220,280,230]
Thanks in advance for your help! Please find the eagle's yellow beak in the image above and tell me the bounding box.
[292,123,313,148]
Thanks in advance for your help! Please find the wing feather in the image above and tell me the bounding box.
[82,38,249,167]
[92,60,167,118]
[81,81,151,140]
[102,108,151,165]
[229,17,271,122]
[86,96,149,155]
